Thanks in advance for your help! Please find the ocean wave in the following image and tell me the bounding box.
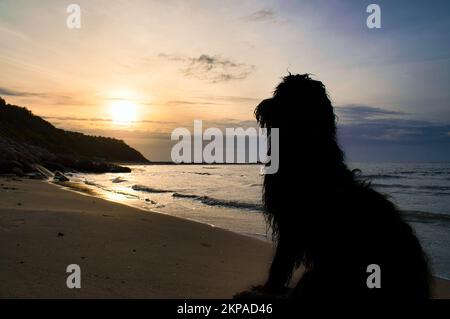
[372,183,414,190]
[111,177,127,183]
[172,193,198,199]
[84,180,100,187]
[420,185,450,192]
[131,184,173,193]
[84,180,115,192]
[114,190,140,199]
[435,192,450,196]
[172,192,263,211]
[372,183,450,192]
[391,170,450,177]
[362,174,403,179]
[404,210,450,224]
[419,171,450,176]
[84,180,138,199]
[131,183,263,211]
[397,171,416,174]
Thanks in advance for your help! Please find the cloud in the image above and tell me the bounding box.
[331,104,450,161]
[150,95,262,109]
[339,119,450,162]
[0,87,47,97]
[0,89,83,106]
[159,53,255,83]
[336,105,405,123]
[42,116,112,123]
[198,95,262,103]
[244,9,276,22]
[42,115,176,125]
[336,105,448,144]
[163,100,220,106]
[157,53,186,62]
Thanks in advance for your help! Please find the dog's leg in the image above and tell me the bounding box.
[264,237,297,293]
[233,237,295,299]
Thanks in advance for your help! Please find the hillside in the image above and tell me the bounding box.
[0,97,150,175]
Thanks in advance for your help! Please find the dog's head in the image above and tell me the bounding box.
[255,74,337,139]
[256,75,347,239]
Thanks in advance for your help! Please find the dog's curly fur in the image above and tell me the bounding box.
[242,74,431,298]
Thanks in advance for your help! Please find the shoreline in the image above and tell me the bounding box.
[50,179,270,243]
[1,177,449,298]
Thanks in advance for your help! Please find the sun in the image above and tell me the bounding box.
[109,100,138,125]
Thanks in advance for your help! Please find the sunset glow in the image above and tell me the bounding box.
[109,100,138,125]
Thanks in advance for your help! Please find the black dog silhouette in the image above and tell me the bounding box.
[236,74,431,298]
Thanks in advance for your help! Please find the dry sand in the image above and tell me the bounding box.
[0,177,448,298]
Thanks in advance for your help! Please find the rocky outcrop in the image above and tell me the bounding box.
[0,97,149,177]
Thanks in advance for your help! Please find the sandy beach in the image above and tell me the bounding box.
[0,177,449,299]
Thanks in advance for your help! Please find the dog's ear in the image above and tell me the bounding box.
[255,98,276,128]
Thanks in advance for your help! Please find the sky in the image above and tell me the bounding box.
[0,0,449,161]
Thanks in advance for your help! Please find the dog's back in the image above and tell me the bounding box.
[291,183,431,298]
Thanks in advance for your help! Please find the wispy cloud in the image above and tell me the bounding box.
[336,105,406,123]
[198,95,262,103]
[42,116,176,125]
[243,9,277,23]
[159,53,255,83]
[162,100,220,106]
[0,90,100,110]
[0,87,47,97]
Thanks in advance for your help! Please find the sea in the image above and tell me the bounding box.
[65,162,450,280]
